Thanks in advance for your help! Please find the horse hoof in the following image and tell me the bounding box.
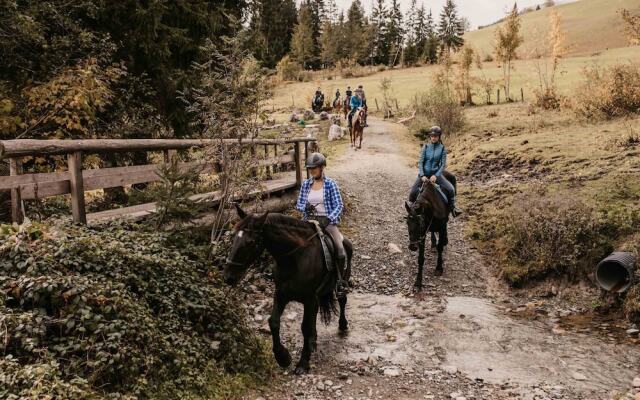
[274,347,292,368]
[339,320,349,332]
[294,365,310,375]
[434,268,443,277]
[413,283,423,291]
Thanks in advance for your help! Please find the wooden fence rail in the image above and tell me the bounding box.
[1,137,316,225]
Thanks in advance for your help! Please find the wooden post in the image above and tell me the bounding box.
[264,144,271,179]
[293,141,302,186]
[497,89,501,104]
[304,141,310,179]
[68,151,87,224]
[163,149,177,163]
[521,88,524,102]
[250,145,257,177]
[395,98,399,111]
[375,98,380,111]
[9,158,23,224]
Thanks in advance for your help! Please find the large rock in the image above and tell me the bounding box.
[319,111,329,120]
[289,113,299,122]
[328,124,344,141]
[303,109,315,120]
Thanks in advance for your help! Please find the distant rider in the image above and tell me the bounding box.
[408,126,461,217]
[355,84,368,126]
[348,91,363,127]
[333,89,341,108]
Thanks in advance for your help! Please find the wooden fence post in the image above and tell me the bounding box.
[264,144,271,179]
[497,89,501,104]
[293,141,302,186]
[303,141,310,179]
[68,151,87,224]
[375,98,380,111]
[163,149,176,163]
[395,98,399,111]
[9,158,23,224]
[521,88,524,102]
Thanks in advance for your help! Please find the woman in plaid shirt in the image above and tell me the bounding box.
[296,153,346,270]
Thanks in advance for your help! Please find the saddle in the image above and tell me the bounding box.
[420,182,449,204]
[308,219,349,299]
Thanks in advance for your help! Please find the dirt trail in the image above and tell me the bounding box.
[245,119,639,400]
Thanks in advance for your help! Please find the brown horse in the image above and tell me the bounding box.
[333,97,342,115]
[223,206,353,374]
[343,97,351,120]
[350,108,365,149]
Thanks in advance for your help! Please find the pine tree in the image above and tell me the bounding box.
[386,0,405,66]
[344,0,367,63]
[291,2,315,68]
[438,0,464,54]
[249,0,297,68]
[403,0,419,65]
[413,4,427,62]
[371,0,389,65]
[308,0,325,68]
[425,9,439,63]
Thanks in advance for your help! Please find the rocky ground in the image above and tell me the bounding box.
[237,118,640,400]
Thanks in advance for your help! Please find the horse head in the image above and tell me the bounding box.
[404,201,425,252]
[223,204,269,285]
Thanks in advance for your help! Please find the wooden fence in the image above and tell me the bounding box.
[0,137,316,224]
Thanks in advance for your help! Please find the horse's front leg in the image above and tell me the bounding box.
[431,232,437,248]
[338,294,348,332]
[269,293,291,368]
[415,239,426,289]
[295,300,319,374]
[434,228,446,276]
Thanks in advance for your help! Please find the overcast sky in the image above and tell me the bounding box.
[333,0,576,29]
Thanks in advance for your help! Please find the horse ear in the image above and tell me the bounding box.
[255,211,269,226]
[235,203,247,219]
[404,201,414,215]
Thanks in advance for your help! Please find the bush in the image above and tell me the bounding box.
[574,63,640,119]
[411,85,465,139]
[276,55,302,82]
[485,193,639,286]
[0,221,270,398]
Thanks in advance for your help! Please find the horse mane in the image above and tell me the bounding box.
[266,213,316,247]
[416,182,448,219]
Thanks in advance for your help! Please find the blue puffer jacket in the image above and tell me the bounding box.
[418,142,447,177]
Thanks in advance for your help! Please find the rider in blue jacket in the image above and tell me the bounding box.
[348,92,363,126]
[409,126,461,217]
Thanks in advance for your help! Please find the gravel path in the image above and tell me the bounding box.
[240,118,640,400]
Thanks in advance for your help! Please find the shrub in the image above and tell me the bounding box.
[0,221,270,398]
[573,63,640,119]
[276,55,302,82]
[486,193,639,286]
[411,85,465,139]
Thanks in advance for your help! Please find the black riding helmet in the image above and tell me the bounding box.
[305,152,327,168]
[428,126,443,136]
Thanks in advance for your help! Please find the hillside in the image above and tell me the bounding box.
[463,0,640,58]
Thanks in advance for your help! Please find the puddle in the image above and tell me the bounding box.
[439,296,638,391]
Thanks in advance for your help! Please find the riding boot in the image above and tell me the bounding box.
[335,256,348,300]
[449,197,462,217]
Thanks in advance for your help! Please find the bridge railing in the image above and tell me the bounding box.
[0,137,316,224]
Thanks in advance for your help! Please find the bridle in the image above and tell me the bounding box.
[225,227,264,268]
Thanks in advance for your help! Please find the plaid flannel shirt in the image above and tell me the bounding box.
[296,177,344,225]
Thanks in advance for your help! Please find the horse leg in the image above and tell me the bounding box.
[295,300,319,374]
[358,129,363,149]
[434,228,446,276]
[338,295,348,332]
[415,240,425,289]
[431,232,437,249]
[269,294,291,368]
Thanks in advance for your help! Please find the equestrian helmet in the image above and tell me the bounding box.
[305,152,327,168]
[429,126,443,136]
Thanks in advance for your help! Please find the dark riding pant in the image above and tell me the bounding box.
[409,175,456,205]
[325,224,346,260]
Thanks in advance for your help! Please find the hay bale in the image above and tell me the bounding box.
[328,124,344,141]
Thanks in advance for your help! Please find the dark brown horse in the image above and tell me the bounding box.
[223,206,353,374]
[333,97,342,115]
[343,96,351,120]
[404,172,456,288]
[350,108,365,149]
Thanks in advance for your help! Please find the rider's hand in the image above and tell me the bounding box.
[305,203,315,213]
[421,176,428,183]
[430,175,437,183]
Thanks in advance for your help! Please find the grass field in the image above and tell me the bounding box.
[464,0,640,59]
[270,47,640,111]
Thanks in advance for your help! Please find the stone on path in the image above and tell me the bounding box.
[633,376,640,387]
[316,381,325,391]
[383,366,402,377]
[388,242,402,254]
[442,365,458,374]
[572,372,587,381]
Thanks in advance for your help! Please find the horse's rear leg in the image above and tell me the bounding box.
[431,232,437,248]
[269,294,291,368]
[295,300,319,375]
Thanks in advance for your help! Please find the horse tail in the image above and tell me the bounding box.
[318,287,337,325]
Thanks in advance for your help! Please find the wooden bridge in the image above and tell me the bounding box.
[0,137,316,224]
